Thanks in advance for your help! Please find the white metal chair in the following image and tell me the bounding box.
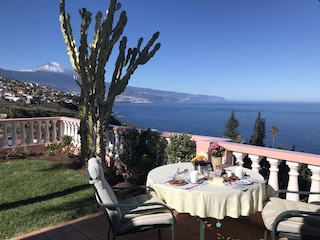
[261,190,320,240]
[87,157,176,240]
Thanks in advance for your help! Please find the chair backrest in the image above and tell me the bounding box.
[87,157,122,228]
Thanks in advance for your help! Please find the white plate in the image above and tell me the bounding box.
[168,179,188,186]
[186,178,204,184]
[235,179,253,185]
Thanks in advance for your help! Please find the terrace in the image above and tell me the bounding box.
[1,116,320,239]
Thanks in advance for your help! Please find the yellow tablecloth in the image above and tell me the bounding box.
[146,162,266,219]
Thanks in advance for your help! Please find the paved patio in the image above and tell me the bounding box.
[11,210,270,240]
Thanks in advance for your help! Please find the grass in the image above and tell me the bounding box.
[0,159,99,239]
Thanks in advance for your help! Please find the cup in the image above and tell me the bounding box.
[235,167,244,178]
[214,168,222,177]
[190,170,199,183]
[208,170,215,179]
[226,170,232,178]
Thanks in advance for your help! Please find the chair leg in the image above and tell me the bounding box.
[264,229,268,240]
[158,228,161,240]
[172,223,176,240]
[107,225,113,240]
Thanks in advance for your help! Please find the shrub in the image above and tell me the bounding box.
[61,135,72,146]
[46,135,75,157]
[165,133,196,163]
[0,146,34,160]
[118,128,166,185]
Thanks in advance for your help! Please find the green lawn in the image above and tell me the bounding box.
[0,159,99,239]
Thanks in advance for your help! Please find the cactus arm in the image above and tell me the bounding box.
[107,31,161,98]
[59,0,79,72]
[78,8,92,86]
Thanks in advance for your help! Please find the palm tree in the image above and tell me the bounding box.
[270,126,279,148]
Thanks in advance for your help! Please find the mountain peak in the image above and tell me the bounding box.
[19,62,74,75]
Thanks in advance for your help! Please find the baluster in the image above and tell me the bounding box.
[12,122,17,146]
[20,122,26,145]
[69,122,75,144]
[248,154,262,173]
[28,121,34,144]
[106,128,110,157]
[114,129,120,159]
[2,123,9,147]
[63,120,68,136]
[36,121,42,143]
[308,165,320,203]
[44,120,50,143]
[75,122,80,146]
[52,120,57,142]
[224,150,233,166]
[233,152,245,166]
[267,158,280,192]
[286,161,300,201]
[108,129,115,158]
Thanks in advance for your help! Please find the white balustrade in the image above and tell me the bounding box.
[267,158,280,192]
[286,161,300,201]
[248,154,263,173]
[0,117,79,148]
[1,117,320,203]
[233,152,245,166]
[308,165,320,203]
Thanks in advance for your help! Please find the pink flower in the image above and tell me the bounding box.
[208,142,225,157]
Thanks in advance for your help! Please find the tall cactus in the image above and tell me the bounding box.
[59,0,161,165]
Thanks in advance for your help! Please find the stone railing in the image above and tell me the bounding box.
[1,116,319,202]
[0,116,80,149]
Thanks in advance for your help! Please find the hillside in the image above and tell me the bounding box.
[0,62,225,103]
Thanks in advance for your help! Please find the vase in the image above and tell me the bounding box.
[211,156,222,170]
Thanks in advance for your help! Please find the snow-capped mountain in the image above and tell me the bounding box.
[19,61,75,75]
[0,62,224,102]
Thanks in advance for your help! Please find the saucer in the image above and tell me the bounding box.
[234,179,253,185]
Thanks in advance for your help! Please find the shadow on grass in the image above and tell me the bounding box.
[0,184,91,211]
[30,195,99,219]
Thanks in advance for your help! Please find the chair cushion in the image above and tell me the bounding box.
[121,191,170,218]
[262,197,320,234]
[118,212,173,235]
[270,197,320,222]
[117,190,174,235]
[87,158,122,228]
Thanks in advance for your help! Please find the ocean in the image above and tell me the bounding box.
[113,101,320,155]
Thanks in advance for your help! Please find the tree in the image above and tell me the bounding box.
[224,110,240,142]
[250,112,265,147]
[165,133,196,163]
[59,0,161,165]
[270,126,279,148]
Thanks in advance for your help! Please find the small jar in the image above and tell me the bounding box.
[214,165,222,177]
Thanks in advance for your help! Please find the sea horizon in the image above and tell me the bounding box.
[113,101,320,155]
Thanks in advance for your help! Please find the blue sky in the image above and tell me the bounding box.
[1,0,320,101]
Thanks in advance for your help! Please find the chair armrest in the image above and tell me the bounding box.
[98,201,177,224]
[112,185,154,192]
[272,210,320,237]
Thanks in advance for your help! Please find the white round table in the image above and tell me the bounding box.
[147,162,266,220]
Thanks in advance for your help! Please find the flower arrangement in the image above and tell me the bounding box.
[208,142,225,158]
